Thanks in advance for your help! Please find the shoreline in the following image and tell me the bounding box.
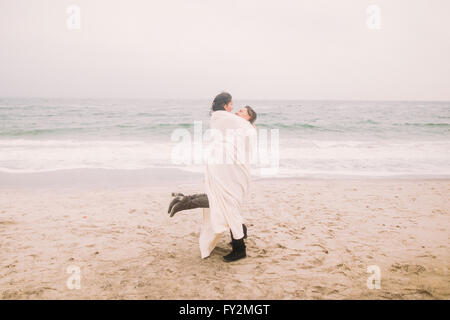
[1,167,449,190]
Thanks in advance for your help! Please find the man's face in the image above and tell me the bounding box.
[224,100,233,112]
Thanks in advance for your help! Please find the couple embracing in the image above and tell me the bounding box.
[168,92,257,262]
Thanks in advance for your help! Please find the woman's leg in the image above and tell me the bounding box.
[169,193,247,261]
[168,193,248,240]
[168,193,209,217]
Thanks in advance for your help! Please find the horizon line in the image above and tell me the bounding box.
[1,96,449,103]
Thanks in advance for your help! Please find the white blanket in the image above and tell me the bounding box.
[199,110,256,258]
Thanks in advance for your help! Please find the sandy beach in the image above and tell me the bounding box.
[0,175,448,300]
[1,0,449,306]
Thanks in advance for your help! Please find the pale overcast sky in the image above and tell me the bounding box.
[0,0,449,100]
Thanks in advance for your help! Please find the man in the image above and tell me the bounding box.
[167,92,255,262]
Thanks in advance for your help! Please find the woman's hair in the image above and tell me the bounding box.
[245,106,257,124]
[211,92,232,112]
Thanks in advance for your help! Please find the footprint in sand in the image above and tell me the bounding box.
[390,263,426,274]
[256,248,268,257]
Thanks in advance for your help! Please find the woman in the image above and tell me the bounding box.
[169,92,256,262]
[236,105,257,127]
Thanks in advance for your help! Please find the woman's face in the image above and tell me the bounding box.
[236,107,250,121]
[224,100,233,112]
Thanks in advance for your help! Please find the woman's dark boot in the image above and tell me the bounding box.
[229,224,247,245]
[168,193,209,217]
[223,237,246,262]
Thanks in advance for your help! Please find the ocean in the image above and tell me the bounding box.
[0,98,449,178]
